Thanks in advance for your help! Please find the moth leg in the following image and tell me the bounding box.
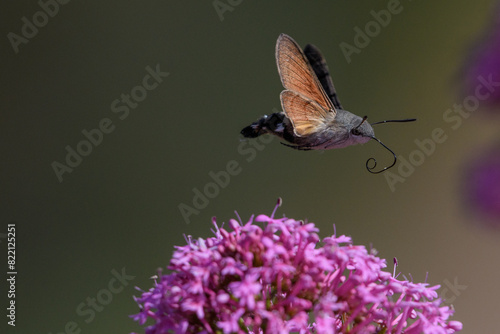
[280,142,312,151]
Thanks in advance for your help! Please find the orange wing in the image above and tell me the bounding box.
[280,90,329,136]
[276,34,335,137]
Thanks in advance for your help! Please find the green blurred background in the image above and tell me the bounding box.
[1,1,499,333]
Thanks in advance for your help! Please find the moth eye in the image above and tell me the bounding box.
[351,129,361,136]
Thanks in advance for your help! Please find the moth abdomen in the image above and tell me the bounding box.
[241,112,294,140]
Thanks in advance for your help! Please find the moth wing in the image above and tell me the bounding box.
[303,43,343,110]
[276,34,336,116]
[280,90,328,137]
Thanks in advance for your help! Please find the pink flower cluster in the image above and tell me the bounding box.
[132,202,462,333]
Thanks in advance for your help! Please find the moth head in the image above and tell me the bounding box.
[349,116,374,144]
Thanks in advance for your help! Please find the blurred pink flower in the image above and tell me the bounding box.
[464,145,500,223]
[463,2,500,107]
[131,200,462,333]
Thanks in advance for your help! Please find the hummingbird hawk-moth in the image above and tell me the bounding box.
[241,33,415,173]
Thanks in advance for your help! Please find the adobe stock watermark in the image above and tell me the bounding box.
[48,268,135,334]
[7,0,71,54]
[339,0,411,64]
[384,74,500,192]
[178,108,279,224]
[439,277,467,305]
[51,64,169,183]
[213,0,243,21]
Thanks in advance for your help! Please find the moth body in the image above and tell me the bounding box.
[242,109,373,150]
[240,33,415,173]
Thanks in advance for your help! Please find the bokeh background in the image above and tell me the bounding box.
[1,1,499,333]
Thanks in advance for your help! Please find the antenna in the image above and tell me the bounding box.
[353,116,368,132]
[371,118,417,126]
